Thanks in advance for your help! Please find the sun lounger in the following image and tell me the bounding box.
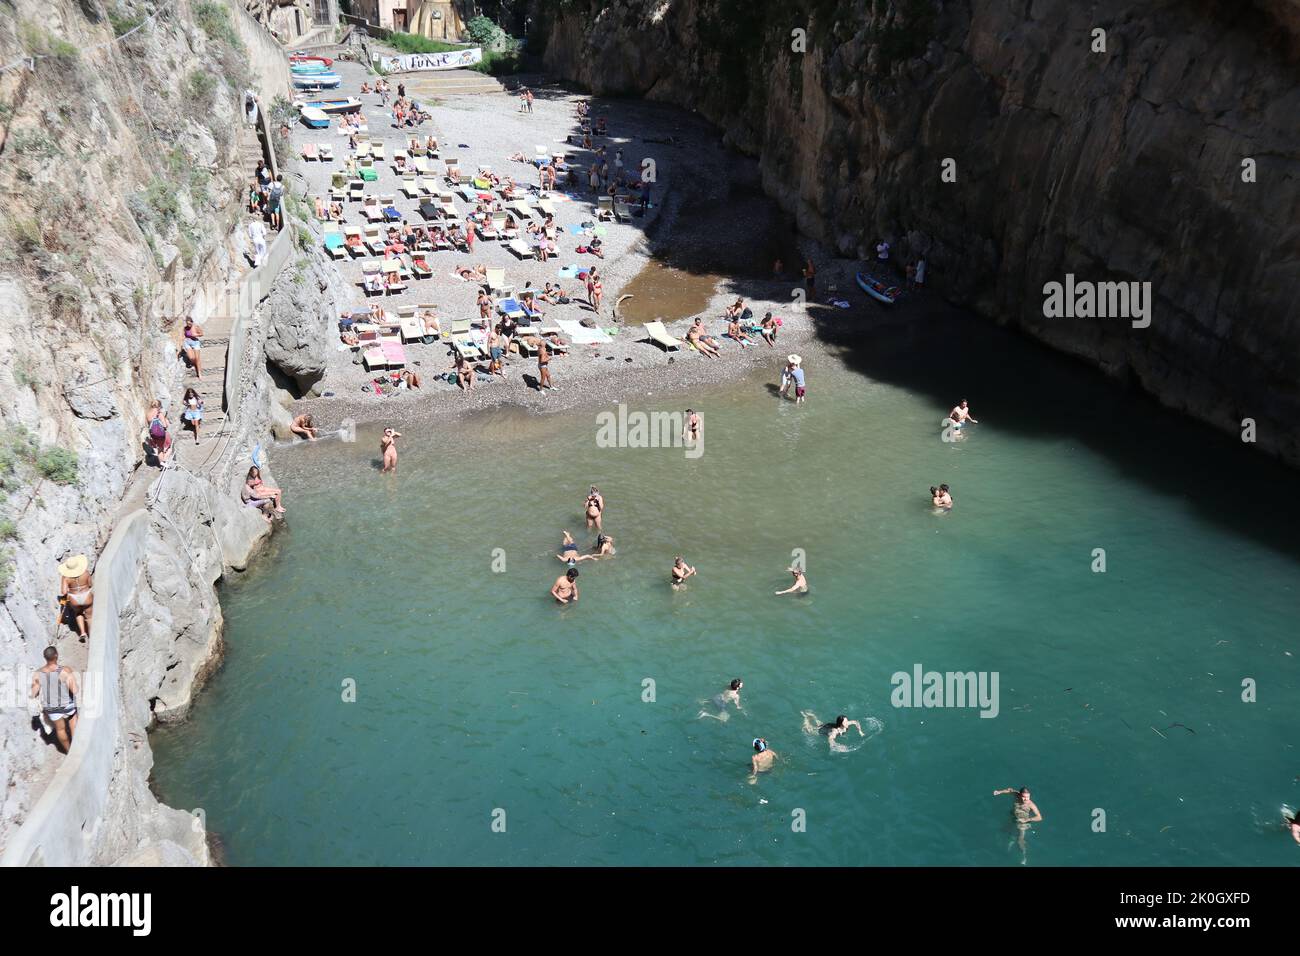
[614,200,633,221]
[322,225,346,260]
[401,175,420,198]
[318,143,334,162]
[556,318,613,345]
[344,225,365,257]
[363,346,388,371]
[301,143,319,161]
[438,196,461,221]
[381,259,408,295]
[450,318,473,338]
[597,195,614,220]
[363,197,383,223]
[643,321,682,351]
[485,268,505,292]
[506,238,533,260]
[356,141,372,159]
[454,338,486,362]
[348,179,365,201]
[414,156,431,175]
[507,200,533,219]
[410,257,432,279]
[372,143,386,162]
[363,226,384,256]
[497,297,526,319]
[399,316,425,343]
[360,167,379,182]
[536,199,557,217]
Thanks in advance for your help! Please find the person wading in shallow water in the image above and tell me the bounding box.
[551,567,579,604]
[748,737,776,783]
[381,428,402,473]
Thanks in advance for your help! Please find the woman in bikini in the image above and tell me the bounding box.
[247,466,286,513]
[584,490,603,530]
[181,387,203,443]
[58,554,94,641]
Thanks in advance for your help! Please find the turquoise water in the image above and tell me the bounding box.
[150,322,1300,866]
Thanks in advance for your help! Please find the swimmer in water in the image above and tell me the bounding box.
[930,483,953,509]
[550,567,579,604]
[775,567,808,595]
[801,712,865,751]
[557,530,581,566]
[1285,808,1300,846]
[671,556,697,587]
[698,678,743,721]
[994,786,1043,862]
[748,737,776,783]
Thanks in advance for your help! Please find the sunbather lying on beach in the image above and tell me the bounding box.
[686,320,720,358]
[455,263,488,282]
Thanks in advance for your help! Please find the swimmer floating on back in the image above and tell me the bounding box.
[801,712,865,751]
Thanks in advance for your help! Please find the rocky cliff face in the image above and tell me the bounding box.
[0,0,330,862]
[540,0,1300,464]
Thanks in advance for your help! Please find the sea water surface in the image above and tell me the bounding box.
[151,316,1300,866]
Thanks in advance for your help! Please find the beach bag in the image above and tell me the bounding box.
[149,417,166,439]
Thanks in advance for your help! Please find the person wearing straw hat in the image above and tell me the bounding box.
[57,554,93,642]
[775,566,808,596]
[788,355,806,403]
[31,646,79,753]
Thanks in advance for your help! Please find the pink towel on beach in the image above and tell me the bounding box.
[381,341,406,367]
[363,347,386,371]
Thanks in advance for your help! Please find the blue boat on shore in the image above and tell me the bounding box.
[300,97,362,114]
[856,272,902,305]
[300,106,330,129]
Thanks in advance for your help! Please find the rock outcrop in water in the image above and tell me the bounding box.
[538,0,1300,465]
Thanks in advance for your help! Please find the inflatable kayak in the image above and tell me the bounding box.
[856,272,902,304]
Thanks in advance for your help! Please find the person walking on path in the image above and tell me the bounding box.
[32,646,79,754]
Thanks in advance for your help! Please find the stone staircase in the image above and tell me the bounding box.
[407,68,506,98]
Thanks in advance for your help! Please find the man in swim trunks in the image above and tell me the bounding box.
[671,556,696,587]
[948,399,978,427]
[775,567,808,595]
[994,786,1043,859]
[749,737,776,783]
[381,428,401,473]
[801,712,865,750]
[788,357,806,403]
[557,530,581,567]
[551,567,579,604]
[32,646,79,753]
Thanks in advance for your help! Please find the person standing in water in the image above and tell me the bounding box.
[994,786,1043,861]
[551,567,579,604]
[948,399,978,428]
[671,556,697,587]
[584,488,603,530]
[683,408,701,445]
[380,428,402,473]
[930,484,953,509]
[801,712,865,751]
[787,355,806,404]
[775,567,808,595]
[749,737,776,783]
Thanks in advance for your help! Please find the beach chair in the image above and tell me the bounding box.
[372,142,386,162]
[355,140,372,159]
[380,194,401,222]
[363,225,385,256]
[614,200,633,222]
[498,214,517,240]
[485,268,505,293]
[360,263,384,297]
[450,318,473,338]
[319,143,334,162]
[506,238,533,260]
[343,225,366,258]
[330,186,346,206]
[437,196,461,222]
[360,165,379,183]
[362,346,388,372]
[414,156,432,175]
[401,175,420,199]
[506,199,533,219]
[348,179,365,202]
[381,259,408,295]
[392,147,408,170]
[409,142,425,158]
[444,157,459,179]
[410,256,433,279]
[536,199,557,217]
[301,142,318,162]
[400,314,425,343]
[477,217,500,241]
[497,297,526,320]
[363,196,384,223]
[322,224,346,260]
[644,321,682,351]
[416,177,435,196]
